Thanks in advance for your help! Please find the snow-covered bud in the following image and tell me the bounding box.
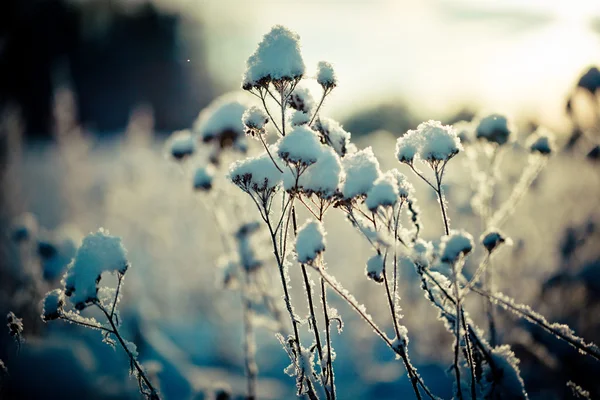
[366,254,384,283]
[396,120,461,164]
[193,165,215,191]
[278,126,322,167]
[527,127,555,156]
[390,169,414,199]
[229,150,283,193]
[42,289,65,321]
[340,147,381,199]
[296,220,326,265]
[242,25,305,90]
[242,106,269,140]
[440,230,474,264]
[366,172,399,211]
[316,61,337,90]
[290,110,311,127]
[475,114,512,146]
[62,229,129,310]
[481,230,512,253]
[313,117,351,157]
[288,87,315,114]
[167,130,195,161]
[6,312,23,339]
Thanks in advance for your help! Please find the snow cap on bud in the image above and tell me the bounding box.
[527,127,555,156]
[481,229,512,253]
[475,114,512,146]
[316,61,337,90]
[229,149,283,193]
[167,130,195,161]
[396,120,461,164]
[193,164,215,191]
[366,253,385,283]
[296,220,326,264]
[340,147,381,199]
[278,126,322,167]
[242,106,269,137]
[440,230,474,264]
[288,86,315,114]
[42,289,65,321]
[365,172,399,211]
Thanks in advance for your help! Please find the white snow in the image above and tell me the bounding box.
[315,117,351,157]
[288,86,315,113]
[284,146,344,199]
[389,169,414,199]
[527,127,555,155]
[193,165,215,191]
[242,106,269,130]
[167,130,195,160]
[290,110,311,126]
[365,172,399,211]
[365,253,384,283]
[277,126,322,166]
[42,289,65,321]
[340,147,381,199]
[194,92,251,146]
[316,61,337,89]
[229,149,283,192]
[62,228,129,309]
[475,114,512,145]
[452,120,474,145]
[439,230,474,264]
[296,220,326,264]
[242,25,305,89]
[396,120,461,164]
[411,239,433,266]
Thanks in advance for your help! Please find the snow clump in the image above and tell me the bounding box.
[296,220,326,264]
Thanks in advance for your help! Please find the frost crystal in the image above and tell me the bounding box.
[62,229,129,309]
[316,61,337,89]
[487,345,528,399]
[340,147,381,199]
[440,230,474,264]
[242,25,305,89]
[167,130,195,160]
[314,117,351,157]
[296,220,326,264]
[242,106,269,132]
[527,127,555,155]
[193,164,215,191]
[278,126,322,166]
[288,86,315,114]
[366,254,385,283]
[229,150,283,192]
[42,289,65,321]
[366,172,399,211]
[194,92,250,152]
[476,114,512,146]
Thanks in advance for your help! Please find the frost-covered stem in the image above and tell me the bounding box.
[434,167,450,236]
[95,302,159,399]
[484,269,497,347]
[300,263,329,400]
[308,88,331,126]
[110,273,124,318]
[58,313,113,333]
[450,260,464,400]
[259,132,284,173]
[320,277,335,400]
[258,88,282,135]
[471,288,600,362]
[242,274,257,400]
[280,85,287,136]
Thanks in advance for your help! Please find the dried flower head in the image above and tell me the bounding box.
[193,164,215,191]
[527,127,555,156]
[366,253,385,283]
[481,230,512,253]
[288,86,315,114]
[42,289,65,321]
[167,130,195,161]
[475,114,513,146]
[277,126,322,167]
[396,120,461,164]
[316,61,337,90]
[440,230,474,264]
[296,220,326,265]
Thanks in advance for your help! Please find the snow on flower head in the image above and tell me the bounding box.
[412,239,433,266]
[193,164,215,191]
[396,120,461,164]
[288,86,315,114]
[440,230,474,264]
[340,147,381,199]
[475,114,513,146]
[229,150,283,193]
[194,92,251,153]
[316,61,337,90]
[366,171,399,211]
[314,117,351,157]
[527,127,555,156]
[290,110,311,127]
[481,229,512,253]
[278,125,322,167]
[42,289,65,321]
[366,253,384,283]
[296,220,326,264]
[242,106,269,140]
[389,169,414,199]
[242,25,305,90]
[167,130,195,161]
[62,229,129,310]
[285,146,344,199]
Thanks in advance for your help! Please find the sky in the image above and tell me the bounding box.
[173,0,600,127]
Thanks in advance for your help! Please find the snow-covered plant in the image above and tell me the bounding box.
[42,229,159,399]
[163,24,600,400]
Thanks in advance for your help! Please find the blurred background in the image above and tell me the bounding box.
[0,0,599,399]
